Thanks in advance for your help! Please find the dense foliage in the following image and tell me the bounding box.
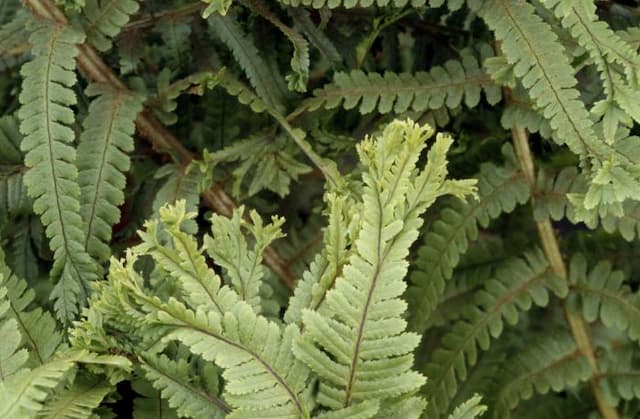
[1,0,640,418]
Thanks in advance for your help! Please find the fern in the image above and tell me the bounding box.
[81,0,140,52]
[205,207,284,314]
[567,254,640,343]
[208,13,286,113]
[38,375,113,418]
[18,21,97,324]
[448,394,487,419]
[407,161,530,332]
[301,54,500,115]
[77,83,143,262]
[294,120,476,414]
[421,249,568,418]
[492,332,592,418]
[140,354,230,417]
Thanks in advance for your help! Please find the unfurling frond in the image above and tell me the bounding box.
[78,84,143,262]
[18,21,97,323]
[294,120,476,415]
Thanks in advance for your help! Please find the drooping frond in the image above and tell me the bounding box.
[81,0,140,52]
[293,120,476,414]
[109,253,315,418]
[18,21,97,324]
[205,207,285,314]
[139,353,230,417]
[135,201,238,316]
[478,0,640,216]
[421,249,568,418]
[77,83,143,262]
[540,0,640,142]
[300,54,500,115]
[478,0,605,159]
[208,13,286,113]
[407,162,530,332]
[567,254,640,343]
[246,0,310,92]
[492,332,592,418]
[448,394,487,419]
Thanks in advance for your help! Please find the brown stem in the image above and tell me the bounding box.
[510,125,619,419]
[23,0,296,290]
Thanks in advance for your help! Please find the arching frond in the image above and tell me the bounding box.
[421,249,567,418]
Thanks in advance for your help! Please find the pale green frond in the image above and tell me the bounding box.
[0,355,78,418]
[208,13,286,113]
[294,120,475,411]
[77,83,143,262]
[81,0,140,52]
[448,394,486,419]
[421,249,567,418]
[407,162,530,333]
[140,354,230,418]
[17,21,97,324]
[202,0,233,18]
[0,285,28,381]
[205,207,285,313]
[135,200,238,316]
[38,375,113,419]
[0,255,63,366]
[301,54,499,115]
[492,332,592,418]
[567,254,640,343]
[284,193,356,325]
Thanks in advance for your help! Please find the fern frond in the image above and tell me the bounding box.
[284,193,356,325]
[18,21,97,324]
[135,200,238,316]
[0,284,28,381]
[294,120,476,412]
[301,54,499,115]
[479,0,607,160]
[567,254,640,342]
[77,83,143,262]
[202,0,233,18]
[0,11,30,71]
[152,164,203,235]
[448,394,487,419]
[421,249,567,418]
[0,354,77,418]
[38,375,113,419]
[82,0,140,52]
[0,254,63,366]
[276,0,428,8]
[109,253,314,418]
[407,162,530,332]
[132,377,179,419]
[492,332,592,418]
[541,0,640,142]
[208,13,286,113]
[140,353,231,417]
[205,207,285,314]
